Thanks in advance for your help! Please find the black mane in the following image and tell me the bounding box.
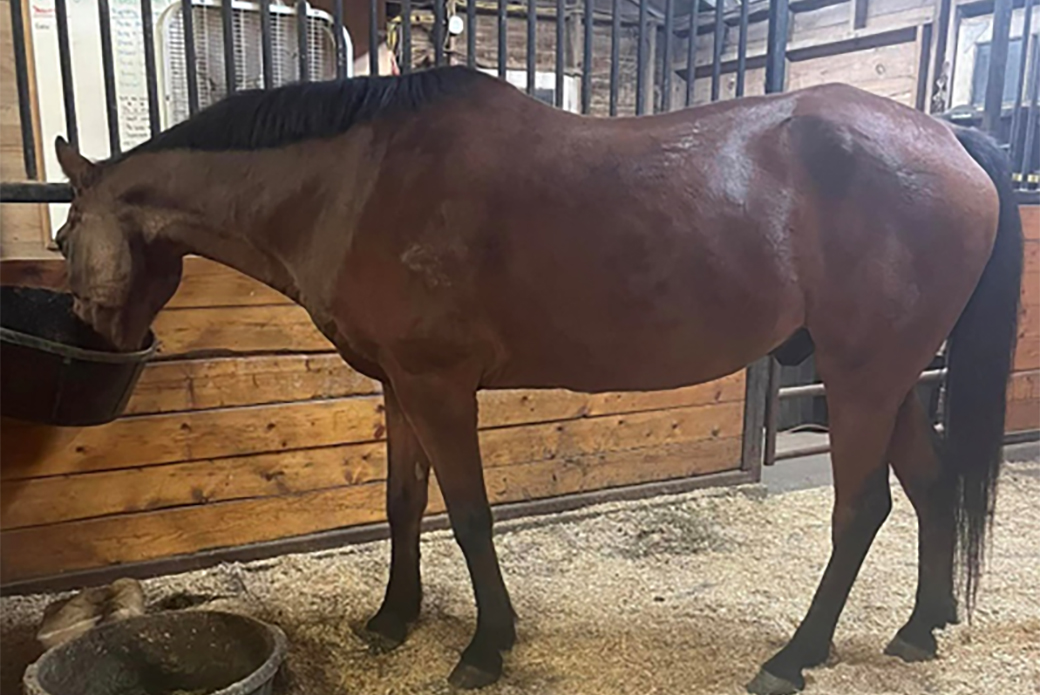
[118,66,487,159]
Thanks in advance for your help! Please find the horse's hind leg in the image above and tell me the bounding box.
[355,385,431,652]
[748,386,899,695]
[884,392,958,662]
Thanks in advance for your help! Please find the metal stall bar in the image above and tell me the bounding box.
[710,0,723,101]
[661,0,675,112]
[498,0,508,79]
[333,0,347,78]
[685,2,698,107]
[434,0,445,66]
[403,0,414,73]
[982,0,1013,135]
[54,0,79,147]
[0,182,74,203]
[762,358,781,467]
[222,0,237,93]
[636,0,648,114]
[1009,0,1035,173]
[466,0,475,68]
[736,0,749,97]
[181,0,200,114]
[261,0,276,85]
[9,0,38,178]
[929,0,952,113]
[528,0,537,94]
[141,0,162,135]
[98,0,121,154]
[610,0,620,115]
[297,0,310,81]
[370,0,380,74]
[1022,37,1040,182]
[764,0,788,93]
[556,0,566,107]
[582,0,593,113]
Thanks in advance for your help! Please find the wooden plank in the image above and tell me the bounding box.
[0,402,745,529]
[1015,303,1040,372]
[1006,398,1040,433]
[1022,240,1039,308]
[152,305,333,356]
[166,258,291,308]
[0,392,743,478]
[1021,206,1039,242]
[0,437,740,582]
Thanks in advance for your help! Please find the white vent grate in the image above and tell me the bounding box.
[159,0,351,128]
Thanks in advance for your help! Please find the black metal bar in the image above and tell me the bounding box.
[54,0,78,147]
[498,0,507,79]
[636,0,648,114]
[661,0,675,111]
[982,0,1013,135]
[140,0,161,136]
[221,0,237,93]
[915,22,933,111]
[765,0,789,94]
[736,0,749,97]
[297,0,309,81]
[685,2,698,106]
[710,0,724,101]
[929,0,951,113]
[332,0,346,79]
[433,0,445,66]
[1009,0,1035,171]
[556,0,566,108]
[740,358,771,480]
[1023,38,1040,181]
[466,0,476,68]
[262,0,274,85]
[403,0,414,73]
[97,0,121,154]
[370,0,380,74]
[582,0,593,113]
[9,0,37,178]
[180,0,200,115]
[762,358,780,467]
[528,0,537,94]
[0,182,74,204]
[610,0,620,115]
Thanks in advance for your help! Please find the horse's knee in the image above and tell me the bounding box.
[450,505,493,551]
[833,477,892,544]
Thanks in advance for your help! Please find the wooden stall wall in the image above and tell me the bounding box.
[1008,205,1040,434]
[0,259,745,585]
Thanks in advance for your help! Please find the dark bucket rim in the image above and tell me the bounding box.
[22,610,288,695]
[0,326,158,364]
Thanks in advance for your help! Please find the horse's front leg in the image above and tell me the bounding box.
[355,384,431,652]
[386,365,516,689]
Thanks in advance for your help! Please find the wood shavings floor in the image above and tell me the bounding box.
[3,459,1038,695]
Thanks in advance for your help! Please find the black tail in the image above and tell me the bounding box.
[944,127,1024,617]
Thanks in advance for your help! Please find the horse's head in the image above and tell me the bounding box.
[54,138,184,351]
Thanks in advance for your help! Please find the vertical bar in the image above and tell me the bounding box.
[582,0,593,113]
[434,0,445,66]
[556,0,565,108]
[498,0,507,79]
[54,0,78,147]
[332,0,346,79]
[765,0,788,94]
[982,0,1013,135]
[403,0,414,74]
[222,0,237,94]
[97,0,120,153]
[710,0,723,101]
[929,0,952,113]
[297,0,309,81]
[763,358,781,467]
[740,358,771,480]
[1022,39,1040,182]
[466,0,475,68]
[10,0,38,177]
[528,0,537,94]
[636,0,648,114]
[609,0,620,115]
[685,2,698,106]
[736,0,749,97]
[915,23,933,111]
[661,0,674,112]
[1009,0,1035,171]
[262,0,274,86]
[140,0,161,135]
[181,0,200,115]
[370,0,380,74]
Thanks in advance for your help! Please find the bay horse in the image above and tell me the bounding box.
[52,66,1021,694]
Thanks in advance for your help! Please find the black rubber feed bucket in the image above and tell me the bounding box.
[0,286,157,426]
[23,611,287,695]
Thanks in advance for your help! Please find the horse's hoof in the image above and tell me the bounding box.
[746,669,802,695]
[884,635,936,662]
[448,661,501,690]
[352,616,406,654]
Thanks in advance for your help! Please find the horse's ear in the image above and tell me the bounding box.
[55,136,98,191]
